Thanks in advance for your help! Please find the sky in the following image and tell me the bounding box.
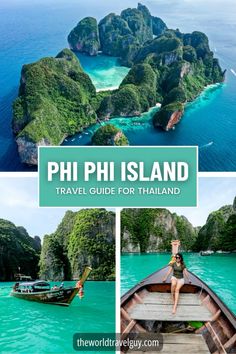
[0,175,113,239]
[0,176,235,239]
[169,176,236,226]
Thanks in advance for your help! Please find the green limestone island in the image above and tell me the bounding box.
[0,209,115,281]
[13,3,224,164]
[13,49,97,165]
[0,219,41,281]
[91,124,129,146]
[121,197,236,253]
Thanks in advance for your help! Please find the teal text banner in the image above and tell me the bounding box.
[39,146,197,207]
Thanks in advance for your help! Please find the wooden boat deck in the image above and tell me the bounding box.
[128,292,212,322]
[128,333,210,353]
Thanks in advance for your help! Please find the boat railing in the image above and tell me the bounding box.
[206,322,227,354]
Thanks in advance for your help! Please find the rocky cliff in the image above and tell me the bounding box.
[12,49,97,165]
[121,209,197,253]
[98,29,224,125]
[68,4,167,67]
[194,197,236,252]
[13,4,225,165]
[0,219,41,281]
[68,17,100,56]
[91,124,129,145]
[69,4,224,129]
[122,197,236,253]
[39,209,115,281]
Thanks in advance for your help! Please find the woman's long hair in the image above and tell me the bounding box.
[175,253,186,270]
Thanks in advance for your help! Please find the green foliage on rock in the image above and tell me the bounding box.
[98,4,157,66]
[121,209,197,253]
[194,200,236,252]
[39,209,115,281]
[121,209,156,252]
[13,4,225,164]
[122,198,236,254]
[98,85,141,118]
[0,219,41,281]
[69,4,167,66]
[13,49,97,148]
[220,214,236,251]
[68,17,100,56]
[153,102,184,129]
[96,22,224,129]
[98,63,157,118]
[92,124,129,146]
[152,16,167,36]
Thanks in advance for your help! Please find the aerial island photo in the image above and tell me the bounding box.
[0,177,115,353]
[120,177,236,353]
[0,0,235,171]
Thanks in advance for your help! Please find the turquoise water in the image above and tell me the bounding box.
[0,281,115,353]
[77,53,129,91]
[0,0,236,171]
[121,253,236,315]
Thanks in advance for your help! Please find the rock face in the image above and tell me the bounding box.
[121,209,197,253]
[92,124,129,146]
[68,17,100,56]
[39,209,115,281]
[13,49,97,165]
[69,4,167,67]
[153,103,184,130]
[194,198,236,252]
[98,63,157,118]
[97,27,224,127]
[13,4,225,165]
[98,4,155,65]
[152,16,167,36]
[122,198,236,253]
[0,219,41,281]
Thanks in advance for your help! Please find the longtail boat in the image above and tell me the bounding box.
[121,266,236,353]
[11,267,92,306]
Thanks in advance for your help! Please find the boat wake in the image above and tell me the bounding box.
[200,141,214,149]
[230,69,236,77]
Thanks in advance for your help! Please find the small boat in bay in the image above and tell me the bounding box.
[121,266,236,353]
[200,250,214,256]
[11,267,92,306]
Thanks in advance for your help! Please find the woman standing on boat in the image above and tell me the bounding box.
[162,253,191,314]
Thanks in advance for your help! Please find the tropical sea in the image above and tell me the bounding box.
[121,253,236,315]
[0,0,236,171]
[0,281,115,353]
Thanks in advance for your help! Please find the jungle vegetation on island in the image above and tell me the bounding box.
[12,4,225,165]
[121,197,236,253]
[0,209,115,282]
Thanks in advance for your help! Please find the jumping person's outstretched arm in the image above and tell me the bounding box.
[162,266,173,282]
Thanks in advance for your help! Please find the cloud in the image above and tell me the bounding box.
[0,178,37,209]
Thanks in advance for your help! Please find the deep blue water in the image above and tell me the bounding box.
[0,0,236,171]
